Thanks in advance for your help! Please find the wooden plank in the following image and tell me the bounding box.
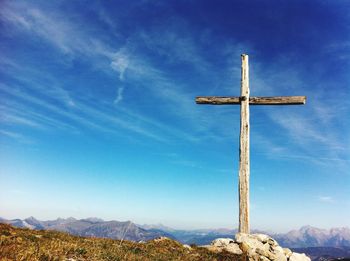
[239,54,250,234]
[196,97,241,104]
[249,96,306,105]
[195,96,306,105]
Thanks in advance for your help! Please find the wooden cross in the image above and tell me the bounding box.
[195,54,306,234]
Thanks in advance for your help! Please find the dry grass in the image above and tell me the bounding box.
[0,223,245,261]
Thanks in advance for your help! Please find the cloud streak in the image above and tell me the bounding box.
[1,0,348,172]
[0,1,115,63]
[0,129,35,144]
[114,86,124,104]
[318,196,335,204]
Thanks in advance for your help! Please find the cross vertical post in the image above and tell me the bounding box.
[239,54,250,234]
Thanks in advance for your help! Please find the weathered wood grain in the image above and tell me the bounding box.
[195,96,306,105]
[239,54,250,234]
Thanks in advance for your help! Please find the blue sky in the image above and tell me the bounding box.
[0,0,349,232]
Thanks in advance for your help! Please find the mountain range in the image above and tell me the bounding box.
[275,225,350,248]
[1,216,350,259]
[0,216,173,242]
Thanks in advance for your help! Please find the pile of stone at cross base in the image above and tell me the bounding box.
[203,233,311,261]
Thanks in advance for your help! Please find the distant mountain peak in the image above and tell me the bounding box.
[139,223,176,232]
[300,225,313,230]
[81,217,104,223]
[25,216,38,220]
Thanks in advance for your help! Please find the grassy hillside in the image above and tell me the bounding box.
[0,223,244,260]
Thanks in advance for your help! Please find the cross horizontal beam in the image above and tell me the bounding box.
[196,96,306,105]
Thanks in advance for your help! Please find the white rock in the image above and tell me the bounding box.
[274,252,287,261]
[183,244,192,249]
[225,243,243,254]
[267,237,279,247]
[210,238,242,254]
[255,247,274,258]
[208,234,310,261]
[273,245,284,254]
[283,248,292,258]
[254,233,270,243]
[211,238,234,247]
[262,243,271,252]
[270,244,287,261]
[153,236,170,242]
[235,233,265,251]
[289,252,311,261]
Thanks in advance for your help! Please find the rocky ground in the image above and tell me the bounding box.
[203,232,311,261]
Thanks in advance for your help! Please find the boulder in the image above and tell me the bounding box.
[283,248,292,258]
[236,233,265,251]
[226,243,243,255]
[183,244,192,250]
[153,236,170,242]
[289,253,311,261]
[209,237,242,254]
[211,238,234,247]
[205,233,311,261]
[254,234,270,243]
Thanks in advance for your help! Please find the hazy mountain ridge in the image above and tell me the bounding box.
[1,217,349,249]
[0,217,173,242]
[275,225,350,248]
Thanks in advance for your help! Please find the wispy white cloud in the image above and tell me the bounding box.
[114,86,124,104]
[0,57,77,110]
[163,152,203,169]
[323,41,350,60]
[265,108,348,172]
[271,110,344,152]
[48,84,76,108]
[1,0,347,161]
[1,60,203,144]
[111,49,130,81]
[109,44,232,141]
[252,131,286,154]
[75,100,168,142]
[0,1,244,144]
[1,81,198,143]
[170,159,202,169]
[94,3,118,32]
[0,102,77,133]
[318,196,335,204]
[0,84,117,135]
[0,130,35,144]
[0,130,23,139]
[115,106,201,143]
[271,112,325,144]
[1,2,208,143]
[139,22,211,72]
[262,153,350,167]
[0,1,115,61]
[0,112,44,129]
